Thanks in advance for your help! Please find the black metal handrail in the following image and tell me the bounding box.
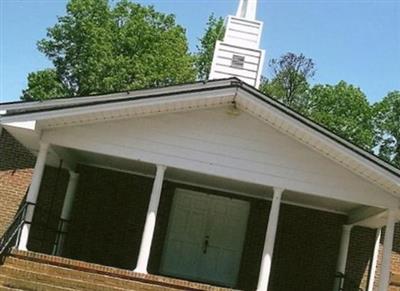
[0,201,35,260]
[52,218,70,255]
[0,201,73,261]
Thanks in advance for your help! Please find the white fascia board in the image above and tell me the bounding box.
[236,89,400,195]
[0,87,236,124]
[0,79,235,112]
[242,86,400,177]
[240,83,400,175]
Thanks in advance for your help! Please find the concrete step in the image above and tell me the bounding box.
[0,274,75,291]
[3,257,175,291]
[0,265,132,291]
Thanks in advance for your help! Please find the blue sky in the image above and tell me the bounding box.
[1,0,399,103]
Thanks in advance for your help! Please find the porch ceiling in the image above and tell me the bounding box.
[62,146,360,215]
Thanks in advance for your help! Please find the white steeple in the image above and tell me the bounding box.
[209,0,265,88]
[236,0,257,20]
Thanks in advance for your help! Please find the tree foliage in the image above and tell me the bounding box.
[19,4,400,169]
[260,53,375,151]
[22,69,70,101]
[23,0,195,100]
[260,53,315,111]
[195,14,225,80]
[374,91,400,167]
[307,82,375,150]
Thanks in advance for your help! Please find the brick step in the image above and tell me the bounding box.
[7,250,231,291]
[3,257,176,291]
[0,265,133,291]
[0,274,75,291]
[0,286,23,291]
[391,272,400,287]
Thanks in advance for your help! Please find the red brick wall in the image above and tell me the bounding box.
[391,223,400,290]
[363,225,400,291]
[345,225,400,291]
[346,226,377,290]
[269,205,346,291]
[236,201,345,291]
[393,224,400,273]
[0,129,34,237]
[0,129,71,253]
[28,166,70,253]
[237,197,270,290]
[63,165,154,269]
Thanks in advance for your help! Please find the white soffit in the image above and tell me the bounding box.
[236,88,399,196]
[2,121,36,130]
[4,89,236,130]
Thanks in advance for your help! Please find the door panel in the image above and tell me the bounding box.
[161,190,208,279]
[201,195,249,285]
[161,189,249,287]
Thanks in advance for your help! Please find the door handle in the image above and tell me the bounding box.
[203,235,209,254]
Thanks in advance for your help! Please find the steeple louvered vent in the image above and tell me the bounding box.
[209,0,265,89]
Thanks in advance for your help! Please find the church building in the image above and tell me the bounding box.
[1,1,400,291]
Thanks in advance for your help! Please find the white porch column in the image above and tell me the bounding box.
[378,209,396,291]
[367,228,381,291]
[333,224,353,291]
[256,187,284,291]
[18,142,49,251]
[52,171,80,256]
[134,164,166,274]
[337,225,353,274]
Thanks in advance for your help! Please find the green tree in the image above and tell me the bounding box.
[22,0,195,100]
[260,53,376,152]
[195,14,224,80]
[374,91,400,167]
[22,69,70,101]
[260,52,315,112]
[307,81,375,150]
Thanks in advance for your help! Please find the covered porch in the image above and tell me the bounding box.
[16,144,396,291]
[1,80,399,291]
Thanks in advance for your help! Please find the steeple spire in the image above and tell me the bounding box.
[209,0,265,88]
[236,0,257,20]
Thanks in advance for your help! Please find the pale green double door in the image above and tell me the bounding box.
[160,188,250,287]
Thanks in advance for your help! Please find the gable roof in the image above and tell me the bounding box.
[1,77,399,196]
[1,79,234,116]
